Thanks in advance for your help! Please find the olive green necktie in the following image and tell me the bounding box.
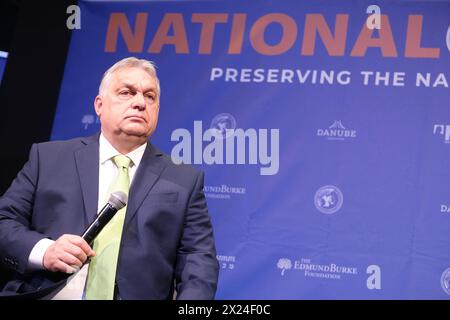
[85,155,131,300]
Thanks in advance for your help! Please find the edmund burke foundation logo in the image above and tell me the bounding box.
[277,258,292,276]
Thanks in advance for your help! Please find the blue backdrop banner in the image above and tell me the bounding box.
[51,0,450,299]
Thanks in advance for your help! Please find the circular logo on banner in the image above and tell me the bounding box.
[441,267,450,295]
[314,185,344,214]
[446,26,450,52]
[210,113,236,139]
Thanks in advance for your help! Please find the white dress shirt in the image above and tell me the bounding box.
[27,133,147,299]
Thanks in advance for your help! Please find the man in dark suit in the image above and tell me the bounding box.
[0,57,219,299]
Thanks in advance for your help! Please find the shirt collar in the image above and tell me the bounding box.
[99,133,147,168]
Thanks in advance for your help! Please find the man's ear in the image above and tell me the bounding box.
[94,95,102,116]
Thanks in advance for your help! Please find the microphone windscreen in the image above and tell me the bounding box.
[109,191,128,210]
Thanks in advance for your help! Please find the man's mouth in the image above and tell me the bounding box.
[126,115,146,122]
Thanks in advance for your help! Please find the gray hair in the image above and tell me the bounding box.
[98,57,160,99]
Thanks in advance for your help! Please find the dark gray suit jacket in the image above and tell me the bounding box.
[0,134,219,299]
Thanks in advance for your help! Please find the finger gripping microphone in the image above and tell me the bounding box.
[82,191,128,245]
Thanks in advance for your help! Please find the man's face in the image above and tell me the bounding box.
[95,67,159,142]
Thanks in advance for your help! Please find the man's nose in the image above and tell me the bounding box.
[132,92,146,110]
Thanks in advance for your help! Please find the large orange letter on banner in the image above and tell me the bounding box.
[405,15,439,58]
[105,13,147,52]
[250,13,297,55]
[351,15,397,57]
[301,14,348,56]
[228,14,247,54]
[148,13,189,54]
[192,13,228,54]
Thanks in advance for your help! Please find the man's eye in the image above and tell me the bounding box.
[119,90,131,96]
[145,94,155,102]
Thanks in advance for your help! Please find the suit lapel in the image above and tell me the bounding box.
[74,135,100,226]
[124,143,166,228]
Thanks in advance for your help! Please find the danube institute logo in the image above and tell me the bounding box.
[277,258,292,276]
[440,204,450,214]
[210,113,237,139]
[441,267,450,295]
[315,185,344,214]
[317,120,357,141]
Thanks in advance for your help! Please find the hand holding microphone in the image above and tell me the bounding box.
[43,191,128,274]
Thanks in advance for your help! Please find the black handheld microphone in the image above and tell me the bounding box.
[81,191,128,245]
